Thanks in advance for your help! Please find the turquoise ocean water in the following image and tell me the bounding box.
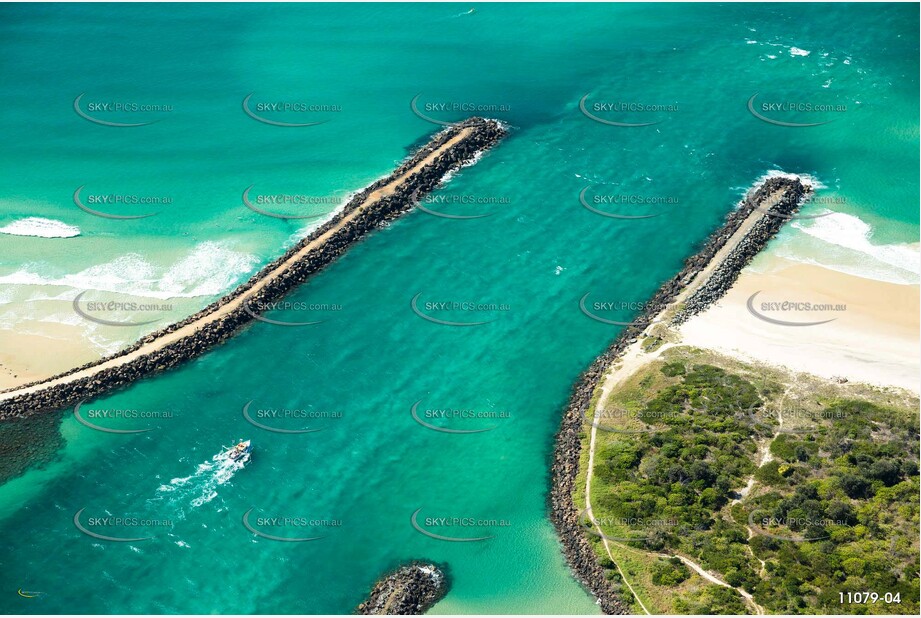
[0,3,918,614]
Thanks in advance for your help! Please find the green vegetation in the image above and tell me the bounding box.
[651,557,690,586]
[742,397,919,613]
[674,584,750,615]
[586,347,920,615]
[641,335,665,353]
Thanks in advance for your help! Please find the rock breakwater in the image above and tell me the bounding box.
[356,561,448,615]
[549,174,810,614]
[0,118,506,420]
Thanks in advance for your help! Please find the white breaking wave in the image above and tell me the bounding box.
[0,241,259,300]
[159,242,260,297]
[789,46,811,57]
[784,212,921,285]
[440,148,485,185]
[731,170,825,203]
[759,169,826,190]
[738,171,919,285]
[0,217,80,238]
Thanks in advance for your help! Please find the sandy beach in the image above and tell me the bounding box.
[0,122,501,409]
[680,253,920,393]
[0,325,100,390]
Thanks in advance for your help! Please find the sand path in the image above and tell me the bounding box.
[581,190,785,614]
[0,128,473,404]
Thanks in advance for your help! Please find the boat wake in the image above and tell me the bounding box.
[151,450,246,516]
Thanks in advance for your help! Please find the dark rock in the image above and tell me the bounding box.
[356,562,448,615]
[548,175,809,615]
[0,118,508,420]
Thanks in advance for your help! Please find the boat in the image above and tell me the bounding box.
[223,439,252,464]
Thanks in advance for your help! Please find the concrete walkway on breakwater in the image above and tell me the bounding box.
[0,119,506,419]
[671,184,791,311]
[552,174,811,615]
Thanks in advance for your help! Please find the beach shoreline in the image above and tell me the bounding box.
[0,118,507,418]
[680,254,920,394]
[549,174,813,614]
[557,172,918,613]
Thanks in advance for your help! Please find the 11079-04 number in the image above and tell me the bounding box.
[839,592,901,604]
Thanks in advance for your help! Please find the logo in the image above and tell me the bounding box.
[241,185,327,220]
[410,94,510,126]
[411,189,493,220]
[410,400,500,434]
[73,185,158,219]
[410,293,505,327]
[578,187,663,220]
[71,291,164,327]
[747,93,835,128]
[241,298,325,327]
[73,93,164,127]
[241,400,325,434]
[73,508,154,543]
[577,508,676,542]
[745,291,840,327]
[241,93,331,127]
[746,509,831,542]
[579,293,661,326]
[410,508,495,542]
[579,94,666,127]
[73,400,158,434]
[242,508,328,542]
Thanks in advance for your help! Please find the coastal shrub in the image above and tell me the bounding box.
[589,364,920,614]
[769,434,814,462]
[674,585,749,615]
[754,460,786,486]
[650,557,690,586]
[660,361,686,377]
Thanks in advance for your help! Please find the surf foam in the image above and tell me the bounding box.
[784,212,921,285]
[0,217,80,238]
[0,241,259,300]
